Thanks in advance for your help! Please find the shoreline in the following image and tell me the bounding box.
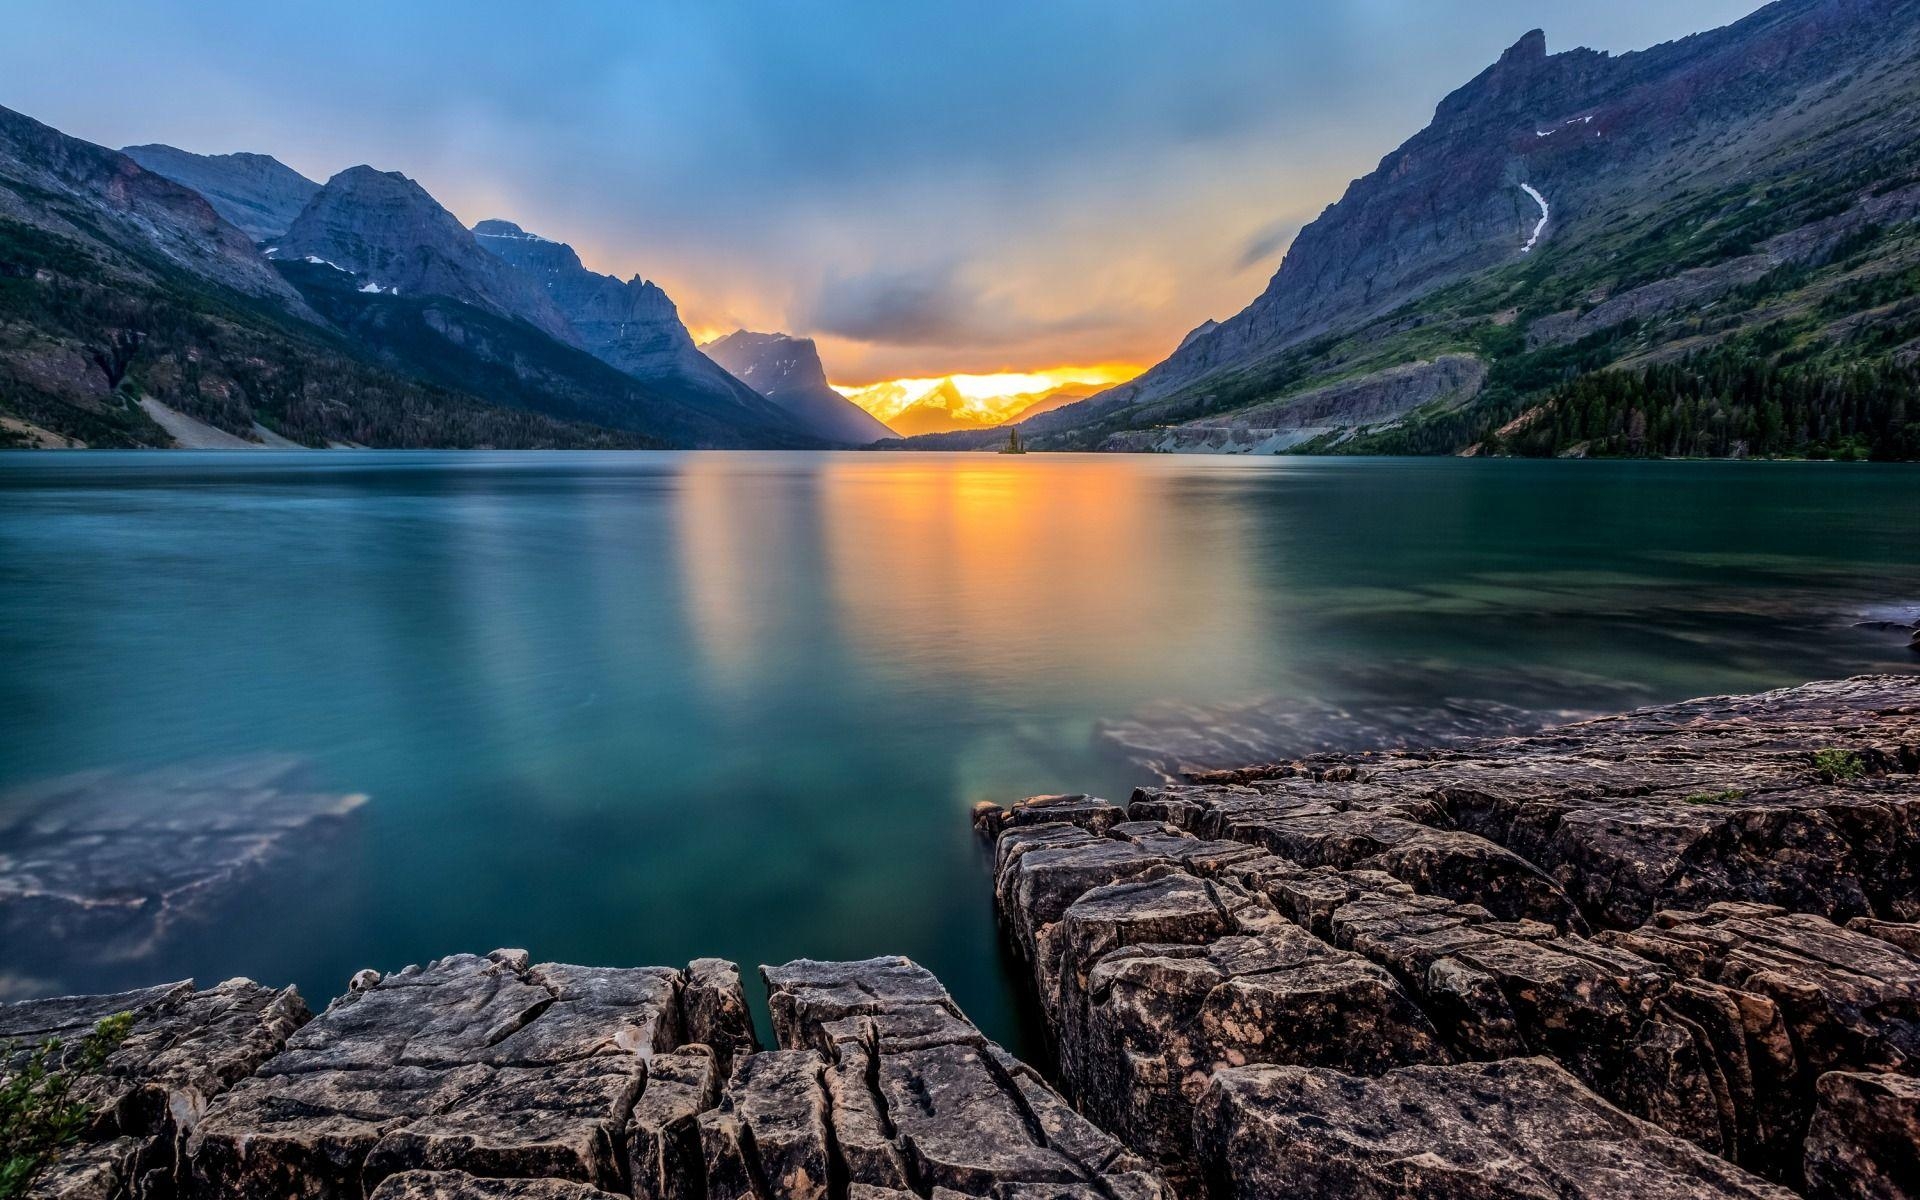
[9,675,1918,1199]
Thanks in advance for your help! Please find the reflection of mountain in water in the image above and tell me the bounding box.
[0,757,365,983]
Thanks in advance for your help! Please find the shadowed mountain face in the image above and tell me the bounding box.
[121,145,319,241]
[471,219,812,440]
[0,105,647,449]
[969,0,1920,456]
[277,169,578,344]
[701,329,897,445]
[0,106,310,312]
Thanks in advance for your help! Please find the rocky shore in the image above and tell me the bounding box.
[973,674,1920,1199]
[5,675,1916,1200]
[5,952,1165,1200]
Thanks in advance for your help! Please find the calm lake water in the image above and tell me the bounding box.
[2,451,1917,1052]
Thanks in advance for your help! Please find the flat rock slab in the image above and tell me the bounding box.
[0,756,366,966]
[1182,674,1920,928]
[186,950,754,1199]
[1194,1057,1798,1200]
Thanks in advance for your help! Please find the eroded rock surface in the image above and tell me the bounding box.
[184,951,756,1200]
[0,977,309,1199]
[1194,1057,1797,1200]
[978,675,1920,1196]
[0,756,366,965]
[1804,1071,1920,1200]
[732,956,1169,1200]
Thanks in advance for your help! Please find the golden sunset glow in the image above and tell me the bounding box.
[832,363,1142,428]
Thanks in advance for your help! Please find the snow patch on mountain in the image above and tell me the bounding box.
[1518,183,1549,253]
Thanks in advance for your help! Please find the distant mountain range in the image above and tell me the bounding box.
[842,377,1099,438]
[8,0,1919,457]
[700,330,895,445]
[0,113,846,448]
[895,0,1920,460]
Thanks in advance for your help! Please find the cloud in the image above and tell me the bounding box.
[804,263,1116,351]
[1234,218,1301,273]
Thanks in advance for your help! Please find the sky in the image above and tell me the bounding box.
[4,1,1769,392]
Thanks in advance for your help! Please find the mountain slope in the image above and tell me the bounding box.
[121,144,319,240]
[0,104,649,449]
[986,0,1920,458]
[0,106,311,313]
[276,168,580,345]
[276,257,821,448]
[701,328,896,444]
[885,379,1003,437]
[469,219,811,442]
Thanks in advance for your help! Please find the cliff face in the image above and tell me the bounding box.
[120,145,319,240]
[701,329,897,445]
[0,106,311,311]
[277,170,577,344]
[1004,0,1920,454]
[470,220,811,439]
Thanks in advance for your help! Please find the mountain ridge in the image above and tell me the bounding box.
[700,328,896,444]
[121,144,319,240]
[917,0,1920,459]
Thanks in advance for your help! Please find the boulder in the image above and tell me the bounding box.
[1804,1071,1920,1200]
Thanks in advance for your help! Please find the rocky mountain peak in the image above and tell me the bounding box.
[120,144,319,240]
[277,169,576,342]
[1502,28,1548,65]
[701,329,895,445]
[0,106,310,313]
[471,216,586,275]
[702,330,827,386]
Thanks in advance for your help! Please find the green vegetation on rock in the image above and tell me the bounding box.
[0,1013,131,1199]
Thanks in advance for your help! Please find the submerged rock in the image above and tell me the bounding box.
[0,756,366,967]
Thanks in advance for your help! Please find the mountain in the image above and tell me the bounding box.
[957,0,1920,459]
[272,256,787,448]
[121,144,319,240]
[884,379,1004,437]
[275,169,578,344]
[701,329,896,444]
[469,219,814,442]
[1000,381,1097,423]
[0,104,647,449]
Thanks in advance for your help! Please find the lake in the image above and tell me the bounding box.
[2,451,1916,1053]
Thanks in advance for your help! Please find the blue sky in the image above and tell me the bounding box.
[4,1,1768,382]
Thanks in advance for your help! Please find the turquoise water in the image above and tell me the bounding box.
[2,451,1916,1051]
